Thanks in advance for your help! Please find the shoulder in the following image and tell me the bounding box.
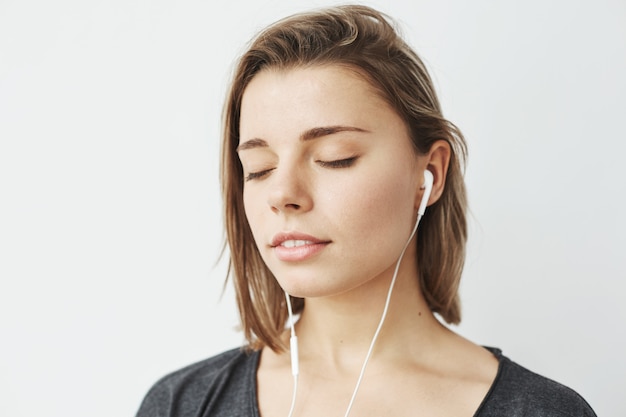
[476,348,596,417]
[135,347,260,417]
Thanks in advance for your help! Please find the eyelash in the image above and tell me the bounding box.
[244,157,358,182]
[316,157,358,168]
[244,168,274,182]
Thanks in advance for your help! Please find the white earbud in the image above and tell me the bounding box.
[417,170,434,216]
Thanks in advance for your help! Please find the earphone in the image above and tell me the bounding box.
[284,170,434,417]
[418,169,434,216]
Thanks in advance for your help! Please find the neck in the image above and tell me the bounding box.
[291,251,444,371]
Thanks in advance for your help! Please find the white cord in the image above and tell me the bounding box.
[285,291,299,417]
[284,213,425,417]
[286,373,298,417]
[342,213,422,417]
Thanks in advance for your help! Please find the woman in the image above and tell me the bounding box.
[137,5,596,416]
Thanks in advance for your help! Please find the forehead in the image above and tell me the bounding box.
[238,65,398,141]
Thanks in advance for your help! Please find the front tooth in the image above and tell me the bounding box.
[282,240,312,248]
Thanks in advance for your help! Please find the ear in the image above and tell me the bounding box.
[415,140,451,209]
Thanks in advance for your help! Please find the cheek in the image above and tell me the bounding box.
[242,188,264,244]
[333,169,416,235]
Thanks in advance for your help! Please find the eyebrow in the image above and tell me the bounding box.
[236,125,369,152]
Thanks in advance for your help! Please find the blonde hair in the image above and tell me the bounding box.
[221,5,468,352]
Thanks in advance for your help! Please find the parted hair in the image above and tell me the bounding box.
[221,5,468,352]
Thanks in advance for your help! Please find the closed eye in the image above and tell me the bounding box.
[316,157,358,168]
[244,168,275,181]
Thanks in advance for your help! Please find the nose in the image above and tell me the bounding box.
[267,165,313,214]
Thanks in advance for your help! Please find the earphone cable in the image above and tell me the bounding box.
[283,213,423,417]
[285,291,299,417]
[342,213,422,417]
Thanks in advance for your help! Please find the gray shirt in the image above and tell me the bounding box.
[136,347,596,416]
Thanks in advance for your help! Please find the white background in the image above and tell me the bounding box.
[1,0,624,416]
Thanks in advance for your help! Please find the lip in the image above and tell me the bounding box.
[270,232,331,262]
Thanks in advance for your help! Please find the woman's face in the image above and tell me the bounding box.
[238,65,425,298]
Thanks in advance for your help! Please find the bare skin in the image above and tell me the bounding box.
[257,266,498,417]
[239,66,499,417]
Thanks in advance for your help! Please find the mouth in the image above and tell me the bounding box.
[270,232,329,248]
[270,232,331,262]
[278,239,317,248]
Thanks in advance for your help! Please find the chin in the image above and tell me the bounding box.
[275,272,366,300]
[276,280,329,299]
